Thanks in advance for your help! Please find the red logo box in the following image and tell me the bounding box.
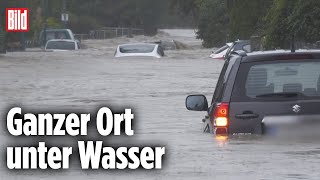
[6,8,29,32]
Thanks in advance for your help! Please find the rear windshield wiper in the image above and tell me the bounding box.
[256,92,305,98]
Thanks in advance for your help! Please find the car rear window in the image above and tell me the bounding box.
[46,41,76,50]
[119,44,155,53]
[231,60,320,101]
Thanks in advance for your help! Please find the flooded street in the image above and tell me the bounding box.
[0,30,320,180]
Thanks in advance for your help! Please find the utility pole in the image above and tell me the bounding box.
[21,0,26,50]
[62,0,68,28]
[42,0,48,47]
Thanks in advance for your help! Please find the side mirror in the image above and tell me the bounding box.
[185,95,208,111]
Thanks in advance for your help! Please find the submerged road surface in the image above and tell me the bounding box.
[0,30,320,180]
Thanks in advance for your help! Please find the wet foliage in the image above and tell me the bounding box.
[176,0,320,48]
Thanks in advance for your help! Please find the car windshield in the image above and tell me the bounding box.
[232,60,320,101]
[46,41,76,50]
[41,31,72,41]
[119,44,156,53]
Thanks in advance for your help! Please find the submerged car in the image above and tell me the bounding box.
[225,40,251,57]
[210,43,233,60]
[115,43,165,58]
[45,39,80,51]
[40,29,75,42]
[210,40,251,60]
[154,40,177,50]
[186,50,320,135]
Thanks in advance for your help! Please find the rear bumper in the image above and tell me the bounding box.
[228,119,263,135]
[227,115,320,135]
[262,115,320,137]
[214,127,228,135]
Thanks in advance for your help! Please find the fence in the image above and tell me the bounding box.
[25,40,40,48]
[74,34,89,41]
[88,27,144,39]
[23,27,144,48]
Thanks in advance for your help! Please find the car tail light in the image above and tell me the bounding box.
[212,103,229,135]
[215,117,228,127]
[213,103,229,125]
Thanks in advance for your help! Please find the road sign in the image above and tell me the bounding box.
[61,13,69,22]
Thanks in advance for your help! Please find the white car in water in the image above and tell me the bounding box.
[115,43,165,58]
[45,39,80,51]
[209,43,233,60]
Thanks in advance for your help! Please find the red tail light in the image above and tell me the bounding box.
[214,103,229,119]
[212,103,229,135]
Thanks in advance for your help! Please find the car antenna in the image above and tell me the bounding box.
[291,34,296,53]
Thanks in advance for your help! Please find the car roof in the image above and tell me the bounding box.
[119,43,158,47]
[233,49,320,63]
[47,39,76,43]
[235,39,249,42]
[234,40,250,44]
[43,29,72,32]
[248,49,320,55]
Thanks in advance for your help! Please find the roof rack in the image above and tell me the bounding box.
[230,50,247,57]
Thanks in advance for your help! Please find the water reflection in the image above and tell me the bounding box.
[214,135,229,147]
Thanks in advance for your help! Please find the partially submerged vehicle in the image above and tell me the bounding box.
[115,43,164,58]
[154,40,177,50]
[210,43,233,60]
[40,29,75,42]
[225,40,251,58]
[210,40,251,60]
[186,49,320,136]
[40,29,80,48]
[45,39,80,51]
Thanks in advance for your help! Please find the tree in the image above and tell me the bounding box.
[171,0,199,18]
[227,0,272,40]
[67,0,184,35]
[4,0,194,42]
[263,0,297,49]
[196,0,228,47]
[195,0,272,47]
[289,0,320,43]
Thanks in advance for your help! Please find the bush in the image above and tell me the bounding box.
[196,0,228,48]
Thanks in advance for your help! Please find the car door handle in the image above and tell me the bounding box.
[235,113,259,120]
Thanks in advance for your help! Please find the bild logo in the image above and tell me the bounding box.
[6,8,29,32]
